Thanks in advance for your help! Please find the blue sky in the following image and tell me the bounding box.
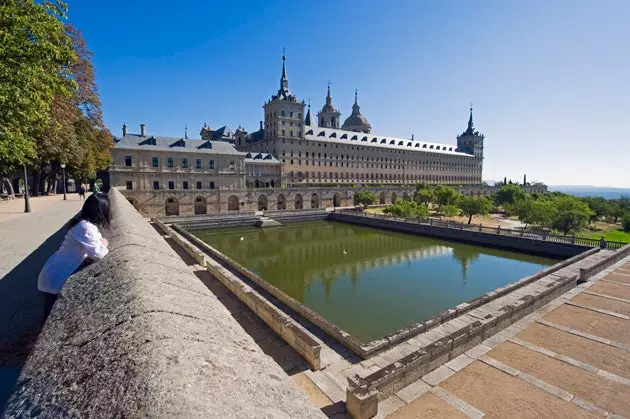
[66,0,630,187]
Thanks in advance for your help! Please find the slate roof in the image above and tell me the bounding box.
[245,152,280,164]
[113,134,244,156]
[301,127,473,157]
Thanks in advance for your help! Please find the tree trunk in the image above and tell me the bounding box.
[1,177,14,197]
[468,214,473,224]
[32,169,42,196]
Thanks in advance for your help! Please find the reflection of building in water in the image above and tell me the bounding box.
[203,223,465,300]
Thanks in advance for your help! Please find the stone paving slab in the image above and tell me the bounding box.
[378,256,630,418]
[488,341,630,416]
[570,292,630,317]
[589,279,630,299]
[388,391,469,419]
[542,304,630,344]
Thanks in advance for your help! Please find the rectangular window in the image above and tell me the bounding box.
[168,157,174,168]
[152,157,159,168]
[209,181,215,189]
[182,158,188,169]
[195,159,201,169]
[153,181,160,190]
[183,181,189,190]
[124,156,132,167]
[209,159,215,169]
[229,160,235,170]
[282,130,285,136]
[126,181,133,190]
[168,181,175,190]
[290,111,293,118]
[196,181,202,190]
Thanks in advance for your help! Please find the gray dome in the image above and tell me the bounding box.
[343,113,369,126]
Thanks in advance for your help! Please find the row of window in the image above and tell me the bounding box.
[283,171,480,182]
[125,180,216,191]
[276,150,477,168]
[124,156,240,170]
[266,111,301,119]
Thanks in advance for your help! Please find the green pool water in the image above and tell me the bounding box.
[192,220,557,342]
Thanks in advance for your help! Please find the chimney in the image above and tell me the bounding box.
[259,120,263,131]
[411,134,414,140]
[140,123,146,137]
[122,123,128,137]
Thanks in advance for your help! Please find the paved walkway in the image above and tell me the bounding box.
[0,194,83,409]
[381,256,630,418]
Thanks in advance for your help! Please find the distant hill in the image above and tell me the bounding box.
[548,185,630,199]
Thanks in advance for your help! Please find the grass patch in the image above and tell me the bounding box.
[586,229,630,243]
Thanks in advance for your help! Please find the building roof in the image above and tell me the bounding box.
[302,127,474,157]
[113,134,244,156]
[244,152,280,164]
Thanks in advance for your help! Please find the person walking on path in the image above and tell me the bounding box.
[78,184,86,200]
[37,193,111,317]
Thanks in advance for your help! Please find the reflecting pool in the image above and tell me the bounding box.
[192,221,557,342]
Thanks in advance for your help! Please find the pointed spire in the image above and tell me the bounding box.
[468,103,474,131]
[184,124,188,140]
[305,99,314,126]
[327,81,331,99]
[281,47,287,81]
[274,47,291,99]
[354,88,358,105]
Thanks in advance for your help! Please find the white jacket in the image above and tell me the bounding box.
[37,220,109,294]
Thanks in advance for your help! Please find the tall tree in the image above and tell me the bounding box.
[459,196,492,224]
[30,24,111,193]
[551,196,593,235]
[354,190,377,210]
[0,0,75,175]
[434,185,460,212]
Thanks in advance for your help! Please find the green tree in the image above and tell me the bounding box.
[442,204,460,218]
[0,0,75,173]
[414,188,434,205]
[494,184,527,208]
[354,190,377,209]
[459,196,492,224]
[551,196,594,235]
[608,202,625,224]
[383,200,428,218]
[434,185,460,212]
[520,199,557,231]
[622,213,630,233]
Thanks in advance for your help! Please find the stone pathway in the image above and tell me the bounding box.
[381,256,630,418]
[0,194,83,409]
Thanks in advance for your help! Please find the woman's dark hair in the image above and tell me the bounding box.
[71,193,111,228]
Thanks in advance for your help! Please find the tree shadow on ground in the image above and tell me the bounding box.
[0,224,69,412]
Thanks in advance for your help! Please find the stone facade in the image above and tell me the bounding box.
[120,184,547,217]
[234,55,484,187]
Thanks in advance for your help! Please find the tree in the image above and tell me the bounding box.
[608,202,625,224]
[495,184,527,208]
[354,190,377,209]
[30,24,111,194]
[0,0,75,173]
[520,199,557,231]
[459,196,492,224]
[580,197,609,223]
[551,196,593,235]
[622,213,630,233]
[383,200,428,218]
[414,188,434,205]
[442,204,460,219]
[434,185,460,212]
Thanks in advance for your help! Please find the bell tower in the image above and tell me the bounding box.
[262,50,305,141]
[317,83,341,128]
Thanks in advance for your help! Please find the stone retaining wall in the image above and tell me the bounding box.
[330,213,589,258]
[159,222,323,370]
[2,188,323,418]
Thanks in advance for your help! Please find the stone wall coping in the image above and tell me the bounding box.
[2,188,323,418]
